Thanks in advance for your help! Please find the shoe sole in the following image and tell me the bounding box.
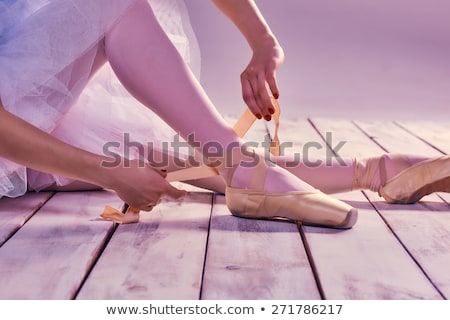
[227,187,359,230]
[230,207,358,230]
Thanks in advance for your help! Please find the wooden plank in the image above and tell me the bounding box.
[307,118,442,299]
[0,192,53,246]
[309,118,383,158]
[395,120,450,154]
[438,193,450,205]
[201,195,320,300]
[226,116,329,158]
[303,191,442,299]
[355,118,449,202]
[353,120,449,203]
[77,192,212,300]
[365,191,450,298]
[313,118,449,203]
[353,120,444,156]
[199,118,323,299]
[0,191,121,299]
[280,118,335,158]
[351,119,450,298]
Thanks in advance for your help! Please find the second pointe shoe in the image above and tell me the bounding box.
[379,155,450,204]
[225,151,358,229]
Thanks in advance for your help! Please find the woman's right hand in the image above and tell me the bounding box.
[240,37,284,121]
[106,159,186,211]
[1,102,185,209]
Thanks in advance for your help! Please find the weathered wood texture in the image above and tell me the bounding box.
[0,118,448,300]
[0,192,53,246]
[77,192,212,300]
[201,195,320,300]
[0,191,121,299]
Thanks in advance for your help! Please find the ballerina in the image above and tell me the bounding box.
[0,0,357,229]
[0,0,448,231]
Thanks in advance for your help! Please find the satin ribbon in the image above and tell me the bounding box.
[100,98,281,223]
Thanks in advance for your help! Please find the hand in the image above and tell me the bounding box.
[241,38,284,121]
[108,159,186,211]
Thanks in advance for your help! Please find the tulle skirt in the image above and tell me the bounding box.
[0,0,201,197]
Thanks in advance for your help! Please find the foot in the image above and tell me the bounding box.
[353,153,429,193]
[221,149,358,229]
[380,155,450,203]
[227,152,316,194]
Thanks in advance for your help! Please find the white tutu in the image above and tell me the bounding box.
[0,0,201,197]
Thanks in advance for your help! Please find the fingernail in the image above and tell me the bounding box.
[273,93,279,99]
[256,113,262,119]
[264,115,272,121]
[268,108,275,115]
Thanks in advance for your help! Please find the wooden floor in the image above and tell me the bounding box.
[0,118,449,300]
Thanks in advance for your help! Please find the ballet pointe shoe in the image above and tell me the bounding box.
[224,150,358,229]
[379,155,450,204]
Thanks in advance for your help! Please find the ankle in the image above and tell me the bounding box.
[352,156,383,192]
[353,154,429,192]
[219,150,264,189]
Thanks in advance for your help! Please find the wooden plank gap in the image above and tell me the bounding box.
[437,194,450,206]
[307,118,388,156]
[393,121,447,155]
[306,118,339,156]
[72,202,127,299]
[76,193,212,299]
[298,224,326,300]
[361,190,447,299]
[351,120,389,153]
[198,192,216,300]
[0,191,55,248]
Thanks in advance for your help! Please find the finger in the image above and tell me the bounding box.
[241,74,263,119]
[255,72,274,121]
[266,72,280,100]
[164,183,187,200]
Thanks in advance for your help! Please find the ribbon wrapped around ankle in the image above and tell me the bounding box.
[100,97,281,223]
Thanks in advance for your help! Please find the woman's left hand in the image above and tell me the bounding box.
[240,38,284,121]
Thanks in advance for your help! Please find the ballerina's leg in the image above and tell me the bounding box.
[103,0,316,194]
[71,0,361,228]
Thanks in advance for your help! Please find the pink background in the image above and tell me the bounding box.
[186,0,450,120]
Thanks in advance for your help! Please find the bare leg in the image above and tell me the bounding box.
[272,155,355,194]
[41,35,432,197]
[26,2,434,201]
[103,0,315,194]
[144,147,432,195]
[41,150,431,195]
[42,148,226,193]
[275,152,433,194]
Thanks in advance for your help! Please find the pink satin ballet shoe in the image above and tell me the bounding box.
[225,151,358,229]
[379,155,450,204]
